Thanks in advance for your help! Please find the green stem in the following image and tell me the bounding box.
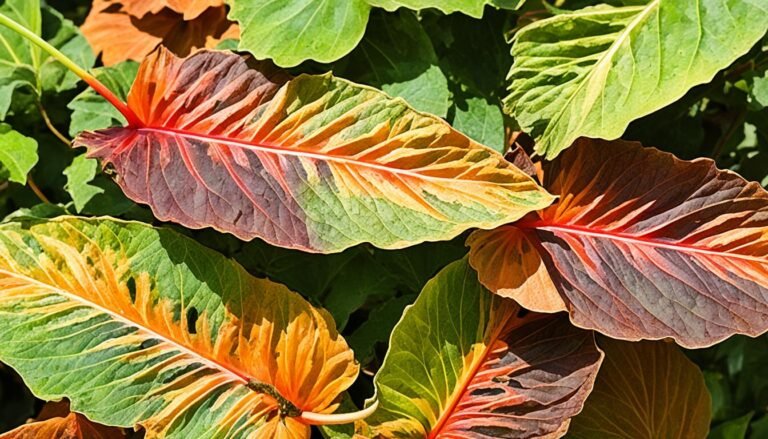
[0,11,142,127]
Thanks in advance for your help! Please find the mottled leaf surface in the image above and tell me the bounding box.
[74,48,552,253]
[506,1,768,158]
[469,139,768,348]
[363,259,602,438]
[568,338,711,439]
[0,216,357,438]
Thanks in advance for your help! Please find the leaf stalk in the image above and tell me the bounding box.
[0,11,142,127]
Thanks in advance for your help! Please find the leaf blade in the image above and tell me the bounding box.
[74,49,553,253]
[0,216,357,438]
[506,1,768,158]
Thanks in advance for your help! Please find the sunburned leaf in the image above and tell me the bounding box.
[468,139,768,348]
[74,48,553,253]
[0,401,125,439]
[506,1,768,159]
[0,216,359,438]
[0,0,94,119]
[568,338,711,439]
[121,0,225,20]
[0,124,38,184]
[81,0,238,65]
[363,258,603,438]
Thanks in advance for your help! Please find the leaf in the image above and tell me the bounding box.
[82,0,238,65]
[0,0,95,119]
[340,10,450,117]
[367,0,525,18]
[0,401,125,439]
[567,338,711,439]
[63,155,104,211]
[68,61,139,137]
[505,1,768,159]
[468,139,768,348]
[74,48,553,253]
[452,96,505,153]
[363,259,603,438]
[709,413,753,439]
[0,216,358,438]
[0,124,38,184]
[229,0,371,68]
[122,0,225,20]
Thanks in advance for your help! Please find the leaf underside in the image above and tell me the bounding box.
[471,139,768,348]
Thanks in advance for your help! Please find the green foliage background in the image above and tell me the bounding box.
[0,0,766,437]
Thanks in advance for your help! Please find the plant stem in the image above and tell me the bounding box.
[37,101,71,146]
[0,12,142,128]
[27,176,50,204]
[299,400,379,426]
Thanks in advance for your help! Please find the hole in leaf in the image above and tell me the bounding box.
[126,277,136,303]
[186,307,199,334]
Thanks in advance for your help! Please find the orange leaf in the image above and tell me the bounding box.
[0,402,125,439]
[82,0,238,65]
[121,0,225,20]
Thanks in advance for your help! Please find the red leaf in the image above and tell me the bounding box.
[74,48,553,253]
[469,139,768,348]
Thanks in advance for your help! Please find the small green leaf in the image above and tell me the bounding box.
[751,72,768,109]
[452,96,505,153]
[506,1,768,158]
[63,155,103,212]
[341,11,450,117]
[229,0,371,67]
[0,124,38,184]
[68,61,138,136]
[710,412,753,439]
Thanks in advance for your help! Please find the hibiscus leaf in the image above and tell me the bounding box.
[362,258,603,438]
[506,1,768,159]
[0,216,360,438]
[469,139,768,348]
[73,48,552,253]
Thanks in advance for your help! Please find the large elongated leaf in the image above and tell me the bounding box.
[568,338,711,439]
[469,139,768,348]
[363,259,603,438]
[74,48,553,253]
[506,1,768,159]
[0,216,358,438]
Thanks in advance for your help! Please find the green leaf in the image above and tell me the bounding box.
[751,71,768,109]
[0,0,94,119]
[0,124,37,184]
[341,11,450,117]
[347,294,414,364]
[63,154,103,212]
[452,96,505,152]
[710,413,753,439]
[368,0,525,18]
[228,0,371,67]
[67,61,138,137]
[506,1,768,159]
[364,258,602,438]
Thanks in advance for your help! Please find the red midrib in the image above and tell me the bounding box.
[517,220,766,264]
[134,126,511,185]
[427,325,506,438]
